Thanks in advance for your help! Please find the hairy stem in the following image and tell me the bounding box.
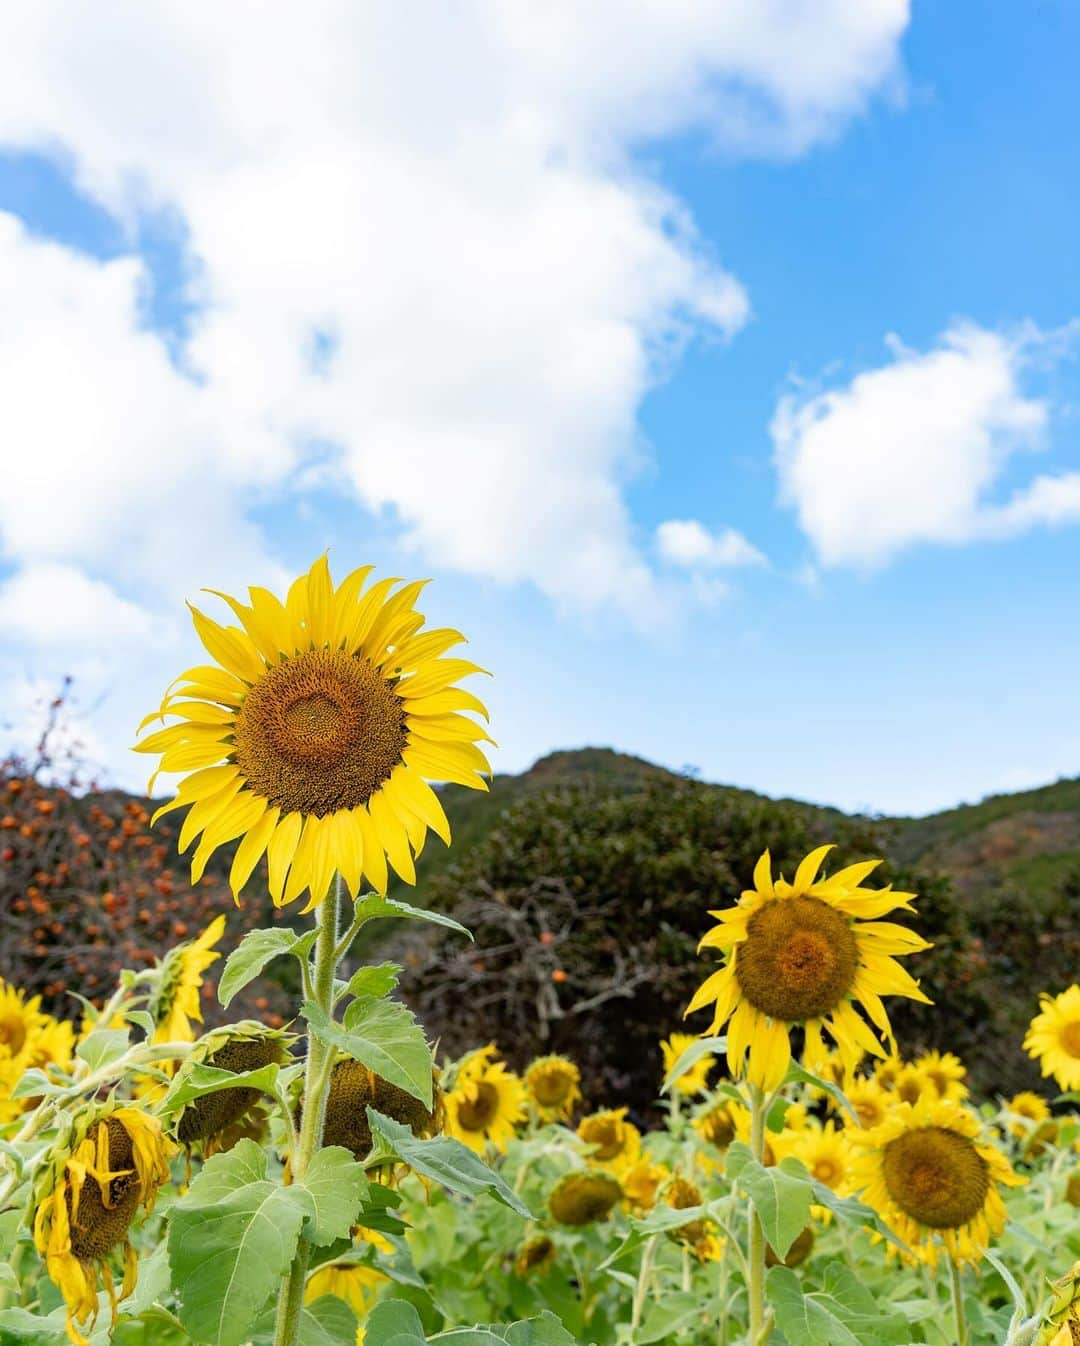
[747,1082,768,1346]
[949,1258,969,1346]
[273,877,341,1346]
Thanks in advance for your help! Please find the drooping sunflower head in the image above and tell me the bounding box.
[548,1170,622,1226]
[849,1094,1025,1268]
[662,1175,722,1262]
[149,915,226,1047]
[576,1107,642,1175]
[170,1022,292,1153]
[693,1100,737,1151]
[1038,1260,1080,1346]
[660,1033,714,1096]
[32,1104,171,1344]
[136,557,492,910]
[1025,985,1080,1093]
[524,1054,582,1121]
[443,1045,526,1154]
[621,1158,671,1213]
[686,845,932,1092]
[913,1049,969,1102]
[514,1233,557,1278]
[319,1057,442,1162]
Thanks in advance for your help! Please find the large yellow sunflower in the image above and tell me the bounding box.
[136,557,491,910]
[849,1094,1024,1267]
[443,1045,526,1153]
[686,846,932,1091]
[32,1105,171,1344]
[1025,985,1080,1092]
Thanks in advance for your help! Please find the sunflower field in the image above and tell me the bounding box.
[1,557,1079,1346]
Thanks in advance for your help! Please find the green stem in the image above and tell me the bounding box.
[273,876,341,1346]
[630,1236,658,1340]
[949,1258,969,1346]
[747,1082,768,1346]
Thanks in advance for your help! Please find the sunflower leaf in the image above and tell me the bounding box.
[350,893,473,941]
[363,1301,426,1346]
[297,1295,361,1346]
[218,927,318,1007]
[296,1145,370,1246]
[158,1060,282,1119]
[783,1059,860,1124]
[433,1314,579,1344]
[660,1036,726,1095]
[339,962,401,1002]
[725,1144,811,1260]
[366,1109,533,1219]
[303,997,433,1108]
[168,1139,316,1346]
[766,1267,863,1346]
[75,1027,129,1073]
[9,1069,68,1101]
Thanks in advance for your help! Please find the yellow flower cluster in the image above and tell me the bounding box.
[0,978,74,1124]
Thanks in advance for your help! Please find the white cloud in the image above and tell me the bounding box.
[772,322,1079,569]
[0,2,908,631]
[0,563,160,647]
[656,519,767,569]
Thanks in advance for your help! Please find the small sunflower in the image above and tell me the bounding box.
[621,1158,671,1213]
[913,1049,969,1102]
[514,1234,557,1277]
[524,1054,581,1122]
[576,1107,641,1176]
[891,1063,930,1107]
[1025,985,1080,1092]
[443,1046,525,1154]
[662,1175,722,1262]
[305,1260,386,1319]
[849,1094,1024,1267]
[686,846,932,1091]
[1007,1090,1051,1137]
[136,557,492,910]
[692,1100,737,1151]
[318,1057,442,1162]
[843,1077,893,1131]
[660,1032,714,1096]
[788,1120,853,1198]
[548,1170,622,1226]
[0,979,50,1064]
[150,915,226,1047]
[32,1105,171,1344]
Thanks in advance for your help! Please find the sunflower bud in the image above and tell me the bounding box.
[514,1234,557,1277]
[549,1171,622,1226]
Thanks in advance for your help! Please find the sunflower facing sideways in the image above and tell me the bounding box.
[849,1094,1024,1268]
[1025,985,1080,1092]
[686,845,932,1091]
[136,556,492,910]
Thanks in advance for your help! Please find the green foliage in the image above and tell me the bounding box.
[303,998,433,1108]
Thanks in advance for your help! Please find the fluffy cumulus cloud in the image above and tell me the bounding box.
[772,323,1080,570]
[0,1,908,633]
[656,519,766,569]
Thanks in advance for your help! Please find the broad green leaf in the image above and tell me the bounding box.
[367,1110,532,1218]
[304,998,433,1108]
[433,1314,579,1345]
[9,1069,67,1100]
[597,1202,719,1269]
[76,1027,129,1072]
[159,1060,281,1118]
[362,1301,426,1346]
[298,1296,360,1346]
[767,1267,861,1346]
[121,1241,172,1317]
[810,1181,912,1255]
[659,1036,726,1094]
[219,927,317,1007]
[784,1059,859,1125]
[636,1294,705,1345]
[124,1010,157,1037]
[726,1143,811,1260]
[0,1306,70,1345]
[168,1139,315,1346]
[351,893,473,941]
[297,1146,369,1246]
[341,962,401,1001]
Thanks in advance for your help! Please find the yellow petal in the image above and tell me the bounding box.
[267,812,304,905]
[369,791,415,885]
[399,658,490,699]
[388,769,451,846]
[191,793,267,883]
[354,805,388,895]
[187,604,264,683]
[792,844,834,894]
[229,805,280,900]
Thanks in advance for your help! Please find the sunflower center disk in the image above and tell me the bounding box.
[882,1126,990,1229]
[234,649,408,817]
[532,1069,572,1107]
[734,895,859,1022]
[1061,1021,1080,1059]
[68,1118,141,1260]
[457,1081,500,1131]
[0,1014,27,1055]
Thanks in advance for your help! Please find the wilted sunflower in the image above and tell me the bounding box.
[524,1054,581,1121]
[914,1049,969,1102]
[1025,985,1080,1092]
[136,557,491,910]
[693,1100,737,1151]
[687,846,932,1091]
[621,1158,670,1213]
[549,1170,622,1226]
[32,1105,171,1344]
[576,1107,641,1175]
[150,915,226,1047]
[169,1022,291,1155]
[318,1057,442,1162]
[1039,1260,1080,1346]
[662,1175,722,1262]
[660,1032,714,1096]
[514,1234,557,1277]
[849,1094,1024,1267]
[444,1045,526,1154]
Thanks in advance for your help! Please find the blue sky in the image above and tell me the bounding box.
[0,3,1077,815]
